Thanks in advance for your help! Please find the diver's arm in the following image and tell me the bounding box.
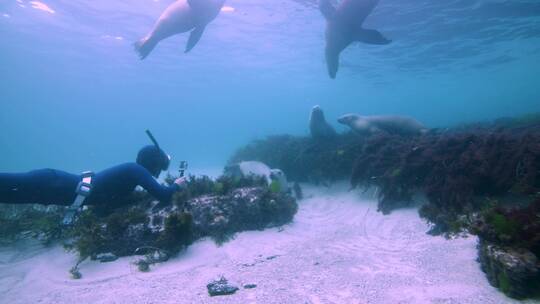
[132,164,180,203]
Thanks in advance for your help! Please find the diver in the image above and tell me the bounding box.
[0,130,187,224]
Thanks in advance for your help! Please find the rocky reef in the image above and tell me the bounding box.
[230,133,363,184]
[472,199,540,298]
[231,117,540,231]
[230,114,540,299]
[0,174,298,276]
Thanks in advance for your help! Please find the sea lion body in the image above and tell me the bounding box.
[338,114,427,136]
[319,0,391,78]
[134,0,225,59]
[309,105,337,139]
[224,161,272,184]
[225,161,290,193]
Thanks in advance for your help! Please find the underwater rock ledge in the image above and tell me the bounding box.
[230,117,540,233]
[472,199,540,299]
[0,175,298,273]
[478,240,539,299]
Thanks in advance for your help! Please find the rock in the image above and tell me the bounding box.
[149,249,169,263]
[69,266,82,279]
[68,186,296,260]
[187,187,297,240]
[95,252,118,263]
[243,283,257,289]
[135,259,150,272]
[478,240,540,299]
[207,276,239,296]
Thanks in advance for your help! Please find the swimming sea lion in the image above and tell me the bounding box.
[319,0,391,78]
[134,0,226,60]
[309,105,337,139]
[338,114,428,136]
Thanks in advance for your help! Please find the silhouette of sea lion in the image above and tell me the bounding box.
[319,0,391,78]
[134,0,225,59]
[338,113,427,136]
[309,105,337,139]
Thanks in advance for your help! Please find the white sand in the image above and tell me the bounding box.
[1,183,537,304]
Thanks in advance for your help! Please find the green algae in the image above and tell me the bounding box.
[497,271,511,295]
[270,180,281,193]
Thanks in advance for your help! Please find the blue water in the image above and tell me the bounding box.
[1,0,540,174]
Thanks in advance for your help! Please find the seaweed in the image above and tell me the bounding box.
[167,174,268,209]
[154,212,193,252]
[472,199,540,257]
[64,204,194,260]
[229,133,364,183]
[352,123,540,233]
[497,271,511,294]
[230,117,540,236]
[65,209,108,260]
[0,206,64,244]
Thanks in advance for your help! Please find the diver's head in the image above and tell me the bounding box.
[136,145,170,178]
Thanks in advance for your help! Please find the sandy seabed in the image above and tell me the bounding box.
[1,183,538,304]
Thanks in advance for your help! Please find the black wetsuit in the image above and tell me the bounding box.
[0,163,178,206]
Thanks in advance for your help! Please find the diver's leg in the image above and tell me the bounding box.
[0,172,31,204]
[0,169,75,205]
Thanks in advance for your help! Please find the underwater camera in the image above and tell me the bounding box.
[179,160,188,177]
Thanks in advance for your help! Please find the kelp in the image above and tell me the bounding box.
[230,116,540,235]
[230,133,364,184]
[354,124,540,221]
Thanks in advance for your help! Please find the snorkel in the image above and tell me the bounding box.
[138,130,171,176]
[145,130,163,150]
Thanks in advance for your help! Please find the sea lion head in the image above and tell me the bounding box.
[310,105,325,122]
[337,114,359,126]
[270,169,285,180]
[338,114,372,133]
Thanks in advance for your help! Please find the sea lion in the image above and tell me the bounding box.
[134,0,226,60]
[224,161,290,193]
[309,105,337,139]
[319,0,391,78]
[224,161,272,184]
[270,169,289,193]
[338,114,428,136]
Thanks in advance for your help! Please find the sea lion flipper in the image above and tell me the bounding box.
[355,28,391,45]
[185,25,206,53]
[319,0,336,20]
[187,0,201,10]
[325,47,339,79]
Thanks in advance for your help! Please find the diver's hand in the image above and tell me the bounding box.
[174,177,188,190]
